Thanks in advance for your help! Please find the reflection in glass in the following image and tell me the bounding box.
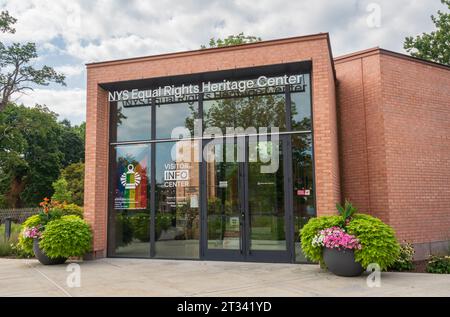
[156,102,198,140]
[206,140,241,250]
[291,74,311,131]
[207,156,240,250]
[114,102,151,142]
[155,141,200,259]
[292,134,315,262]
[111,145,151,257]
[248,140,286,251]
[203,94,286,132]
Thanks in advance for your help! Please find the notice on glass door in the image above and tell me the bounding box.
[114,146,148,209]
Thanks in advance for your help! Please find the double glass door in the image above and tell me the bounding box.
[203,137,291,262]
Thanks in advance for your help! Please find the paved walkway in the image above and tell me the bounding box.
[0,258,449,296]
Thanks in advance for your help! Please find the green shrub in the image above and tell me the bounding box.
[51,203,83,218]
[17,214,42,256]
[426,256,450,274]
[130,213,150,242]
[346,214,400,270]
[300,215,341,264]
[39,215,92,259]
[300,213,400,270]
[390,243,415,271]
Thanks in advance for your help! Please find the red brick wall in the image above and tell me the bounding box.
[85,34,341,257]
[336,49,450,249]
[381,54,450,244]
[335,52,390,222]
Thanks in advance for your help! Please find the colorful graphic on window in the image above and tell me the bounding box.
[114,145,148,209]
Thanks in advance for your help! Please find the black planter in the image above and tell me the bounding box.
[323,247,364,277]
[33,239,67,265]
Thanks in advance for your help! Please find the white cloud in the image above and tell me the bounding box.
[13,88,86,125]
[1,0,443,60]
[54,64,85,78]
[0,0,445,123]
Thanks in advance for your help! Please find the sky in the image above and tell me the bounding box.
[0,0,445,125]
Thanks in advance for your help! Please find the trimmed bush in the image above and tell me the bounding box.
[426,256,450,274]
[300,213,400,270]
[390,243,415,271]
[51,203,83,219]
[346,214,400,270]
[39,215,92,259]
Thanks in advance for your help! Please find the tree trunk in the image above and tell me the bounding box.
[0,98,8,112]
[6,176,25,208]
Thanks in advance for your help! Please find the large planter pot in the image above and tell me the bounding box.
[323,247,364,277]
[33,239,67,265]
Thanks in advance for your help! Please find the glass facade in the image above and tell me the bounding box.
[110,144,151,257]
[107,67,314,262]
[155,141,200,258]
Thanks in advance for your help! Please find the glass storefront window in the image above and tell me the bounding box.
[292,134,315,262]
[248,139,286,251]
[154,141,200,259]
[110,144,151,257]
[155,102,198,140]
[107,70,315,262]
[203,94,286,133]
[113,102,151,142]
[206,140,241,250]
[291,74,311,131]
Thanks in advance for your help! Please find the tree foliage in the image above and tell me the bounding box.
[58,162,85,206]
[0,11,16,34]
[51,178,72,203]
[0,10,66,111]
[404,0,450,65]
[201,32,261,49]
[0,103,85,207]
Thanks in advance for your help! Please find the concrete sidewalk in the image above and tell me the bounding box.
[0,258,449,297]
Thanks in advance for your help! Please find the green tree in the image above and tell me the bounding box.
[60,162,84,206]
[0,104,63,207]
[0,11,16,33]
[201,32,261,49]
[59,119,85,166]
[0,11,66,111]
[51,178,72,203]
[404,0,450,65]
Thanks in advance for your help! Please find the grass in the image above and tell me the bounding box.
[0,223,22,237]
[0,223,22,257]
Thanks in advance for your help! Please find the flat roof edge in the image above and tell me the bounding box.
[86,33,330,68]
[334,47,450,71]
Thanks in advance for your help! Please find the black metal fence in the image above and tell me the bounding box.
[0,208,42,240]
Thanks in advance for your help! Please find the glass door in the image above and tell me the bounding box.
[203,137,291,262]
[204,138,245,260]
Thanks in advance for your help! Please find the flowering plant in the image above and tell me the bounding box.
[23,226,42,239]
[39,197,62,214]
[312,226,361,250]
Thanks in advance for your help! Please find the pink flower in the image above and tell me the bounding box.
[312,226,362,250]
[23,226,42,239]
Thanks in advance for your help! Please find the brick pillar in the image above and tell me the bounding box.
[312,54,341,216]
[84,76,109,259]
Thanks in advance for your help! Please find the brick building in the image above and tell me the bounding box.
[85,33,450,261]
